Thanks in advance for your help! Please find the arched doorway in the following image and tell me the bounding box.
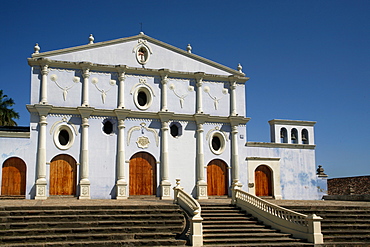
[255,165,272,197]
[129,152,156,196]
[207,159,228,196]
[50,154,77,195]
[1,157,27,196]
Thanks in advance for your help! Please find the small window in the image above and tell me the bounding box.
[54,124,75,150]
[170,122,182,138]
[103,120,114,135]
[212,136,221,151]
[58,129,69,146]
[209,131,226,155]
[137,91,147,106]
[302,129,309,144]
[133,86,153,110]
[291,128,298,144]
[280,128,287,143]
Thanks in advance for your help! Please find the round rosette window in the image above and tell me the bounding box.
[53,124,75,150]
[133,86,153,110]
[209,131,226,155]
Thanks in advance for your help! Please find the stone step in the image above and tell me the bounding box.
[203,219,260,225]
[1,225,183,236]
[203,237,307,244]
[203,243,313,246]
[0,208,183,217]
[0,218,184,230]
[203,228,276,233]
[4,213,183,223]
[1,238,187,246]
[0,232,180,244]
[203,224,267,229]
[203,232,294,238]
[324,235,370,242]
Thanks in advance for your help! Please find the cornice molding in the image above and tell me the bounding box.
[27,105,247,125]
[31,33,246,77]
[0,131,30,138]
[246,157,280,161]
[28,58,249,84]
[268,119,316,126]
[246,142,316,150]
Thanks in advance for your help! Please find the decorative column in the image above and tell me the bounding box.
[117,66,127,109]
[40,61,49,104]
[114,109,131,199]
[81,64,91,107]
[195,73,205,114]
[159,69,169,112]
[194,114,209,199]
[78,107,94,199]
[34,104,52,200]
[158,112,173,200]
[229,78,237,116]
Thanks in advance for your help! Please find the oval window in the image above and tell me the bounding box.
[133,86,153,110]
[138,91,147,106]
[211,136,221,151]
[54,124,75,150]
[58,129,70,146]
[209,131,226,155]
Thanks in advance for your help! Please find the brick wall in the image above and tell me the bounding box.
[328,176,370,195]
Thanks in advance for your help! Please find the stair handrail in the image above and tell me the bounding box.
[173,179,203,247]
[232,182,323,244]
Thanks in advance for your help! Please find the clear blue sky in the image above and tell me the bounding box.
[1,0,369,178]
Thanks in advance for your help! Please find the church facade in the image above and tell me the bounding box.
[0,33,326,200]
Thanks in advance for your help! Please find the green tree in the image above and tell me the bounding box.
[0,90,20,126]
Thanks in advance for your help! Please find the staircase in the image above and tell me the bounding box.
[0,204,186,246]
[201,203,313,246]
[281,204,370,246]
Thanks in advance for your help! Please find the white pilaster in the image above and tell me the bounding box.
[117,67,127,109]
[40,64,49,104]
[81,66,90,107]
[229,80,237,116]
[194,114,209,199]
[159,69,169,112]
[158,112,173,200]
[195,73,204,114]
[115,109,131,199]
[78,107,94,199]
[34,104,52,200]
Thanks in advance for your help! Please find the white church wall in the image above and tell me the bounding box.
[167,120,197,196]
[244,146,321,200]
[202,81,230,117]
[47,68,82,107]
[88,71,118,110]
[167,78,196,114]
[46,39,232,76]
[30,67,41,105]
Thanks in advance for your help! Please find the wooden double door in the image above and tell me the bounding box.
[1,157,27,196]
[255,165,272,197]
[129,152,157,195]
[50,154,77,195]
[207,159,228,196]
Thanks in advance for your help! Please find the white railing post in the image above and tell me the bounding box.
[306,214,324,244]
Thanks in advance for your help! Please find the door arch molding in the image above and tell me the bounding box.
[129,152,157,196]
[50,154,77,196]
[207,159,228,196]
[1,157,27,196]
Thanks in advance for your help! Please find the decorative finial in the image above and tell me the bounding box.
[316,165,328,177]
[34,43,40,54]
[237,63,243,73]
[139,32,144,35]
[187,44,192,53]
[88,34,94,44]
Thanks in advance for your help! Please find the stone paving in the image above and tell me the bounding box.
[0,197,368,208]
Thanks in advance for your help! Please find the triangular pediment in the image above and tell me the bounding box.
[31,33,243,76]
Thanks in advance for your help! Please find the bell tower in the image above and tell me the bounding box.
[269,119,316,145]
